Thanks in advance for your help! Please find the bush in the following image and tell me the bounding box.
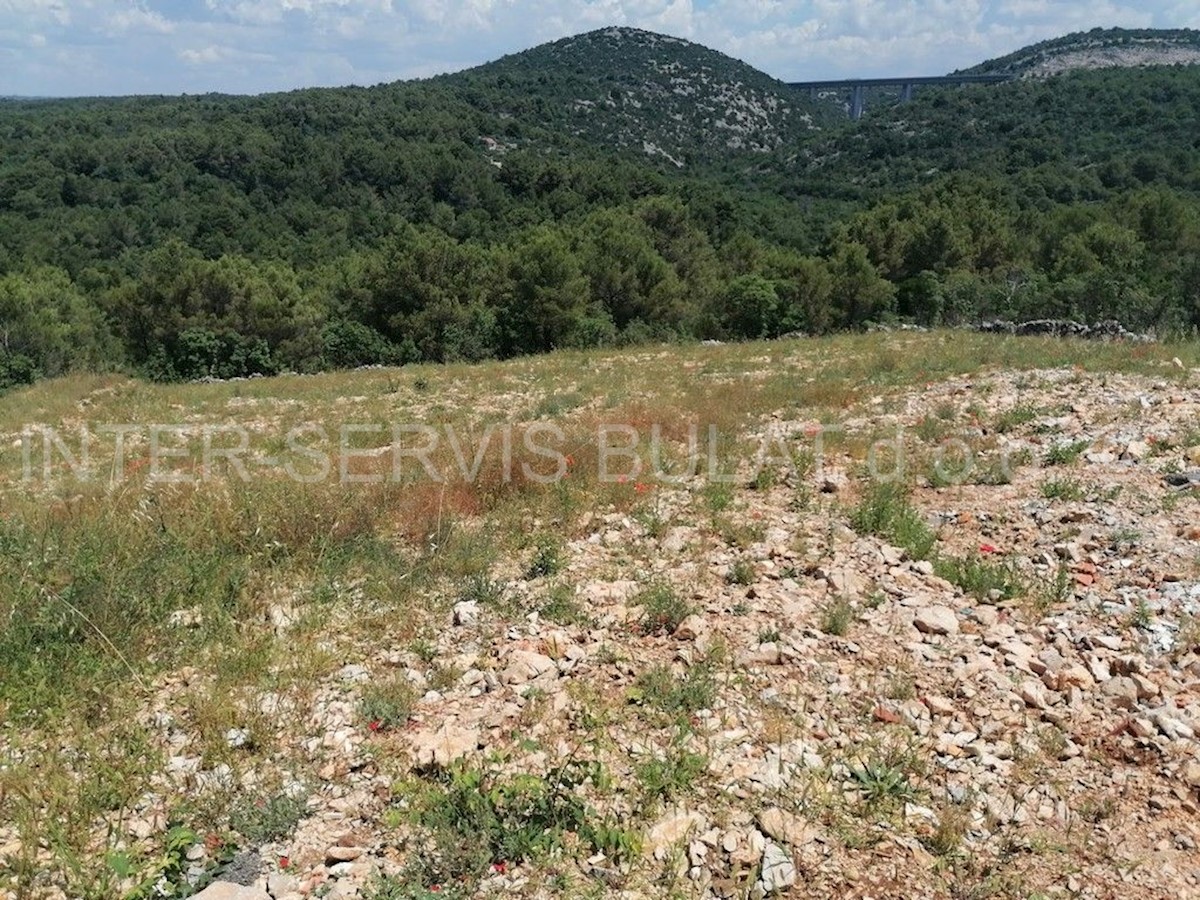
[0,351,39,390]
[145,328,278,382]
[321,319,400,369]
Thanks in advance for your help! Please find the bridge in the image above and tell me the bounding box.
[788,74,1017,120]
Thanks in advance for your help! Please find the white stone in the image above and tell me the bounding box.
[914,606,959,636]
[758,841,797,894]
[453,600,479,626]
[191,885,269,900]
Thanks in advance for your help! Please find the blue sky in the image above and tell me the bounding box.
[2,1,1198,97]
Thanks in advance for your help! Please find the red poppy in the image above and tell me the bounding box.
[635,482,650,494]
[279,856,290,869]
[368,719,382,732]
[979,543,998,554]
[492,861,508,874]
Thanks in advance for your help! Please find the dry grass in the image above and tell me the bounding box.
[0,330,1197,895]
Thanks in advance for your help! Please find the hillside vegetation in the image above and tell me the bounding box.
[2,333,1200,898]
[2,27,1200,392]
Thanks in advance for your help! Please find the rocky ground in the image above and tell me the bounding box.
[3,343,1200,899]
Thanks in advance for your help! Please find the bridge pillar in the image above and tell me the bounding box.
[850,85,865,120]
[900,82,914,103]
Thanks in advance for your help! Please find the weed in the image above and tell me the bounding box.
[993,404,1038,434]
[751,466,780,491]
[1043,440,1089,467]
[1131,599,1153,630]
[392,760,619,889]
[1109,526,1142,547]
[459,572,505,606]
[915,416,950,443]
[757,626,782,644]
[703,480,734,513]
[819,597,854,636]
[935,552,1022,602]
[1033,563,1072,613]
[714,516,765,549]
[851,482,936,560]
[360,676,417,731]
[848,756,914,806]
[532,391,585,419]
[229,790,308,846]
[636,583,692,636]
[885,673,916,701]
[524,533,563,579]
[726,559,756,586]
[1040,477,1085,501]
[635,741,708,805]
[539,583,590,627]
[632,663,717,717]
[924,804,971,858]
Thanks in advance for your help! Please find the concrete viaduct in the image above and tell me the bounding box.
[787,74,1017,120]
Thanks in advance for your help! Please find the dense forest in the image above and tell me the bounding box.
[2,26,1200,388]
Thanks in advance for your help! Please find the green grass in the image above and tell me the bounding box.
[1043,440,1090,467]
[818,597,855,636]
[993,404,1038,434]
[726,558,756,586]
[636,583,693,636]
[538,582,591,626]
[934,553,1023,603]
[1040,477,1086,501]
[384,760,636,892]
[850,482,937,560]
[635,739,708,805]
[229,790,309,846]
[360,675,417,731]
[631,663,718,717]
[524,533,564,579]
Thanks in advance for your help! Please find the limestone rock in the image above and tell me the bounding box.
[191,885,269,900]
[407,724,480,768]
[758,841,797,894]
[914,606,959,636]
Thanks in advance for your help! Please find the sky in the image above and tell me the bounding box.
[1,1,1199,97]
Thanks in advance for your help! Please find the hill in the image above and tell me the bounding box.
[968,26,1200,76]
[442,27,830,165]
[3,27,1200,393]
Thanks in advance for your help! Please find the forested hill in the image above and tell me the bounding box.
[2,27,1200,390]
[440,27,830,164]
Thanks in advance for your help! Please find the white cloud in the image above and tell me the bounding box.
[179,44,228,64]
[108,7,175,34]
[0,0,71,25]
[1,0,1197,94]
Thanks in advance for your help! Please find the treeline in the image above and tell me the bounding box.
[0,197,894,384]
[3,62,1200,387]
[6,175,1200,388]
